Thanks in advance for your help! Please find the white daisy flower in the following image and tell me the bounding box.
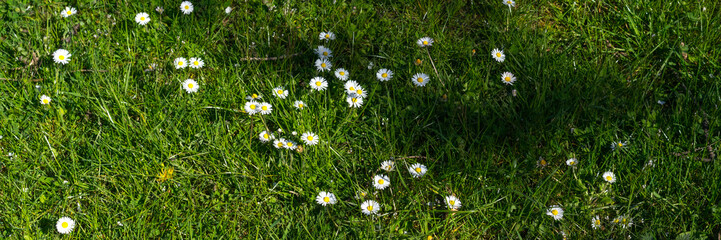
[182,79,199,93]
[293,100,306,109]
[565,158,577,167]
[546,206,564,220]
[352,86,368,98]
[592,215,602,229]
[273,139,285,149]
[315,46,333,59]
[284,140,298,150]
[346,94,364,108]
[611,141,627,150]
[409,163,427,178]
[61,7,77,18]
[52,49,71,65]
[445,196,462,210]
[301,132,319,145]
[272,87,289,99]
[503,0,516,7]
[373,174,390,190]
[501,72,516,85]
[40,95,52,105]
[174,57,188,69]
[135,12,150,25]
[380,160,394,171]
[225,7,232,14]
[56,217,75,234]
[376,69,393,82]
[189,57,204,69]
[360,200,380,215]
[155,7,164,14]
[316,191,337,206]
[334,68,349,81]
[319,31,336,41]
[309,77,328,91]
[613,216,633,228]
[244,101,260,115]
[315,58,332,72]
[412,73,430,87]
[416,37,434,47]
[180,1,194,14]
[491,48,505,62]
[602,171,616,183]
[344,80,359,92]
[259,131,274,142]
[258,102,273,115]
[245,93,262,100]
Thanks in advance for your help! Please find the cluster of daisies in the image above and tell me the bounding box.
[316,159,462,215]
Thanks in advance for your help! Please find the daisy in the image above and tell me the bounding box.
[180,1,194,14]
[346,94,364,108]
[56,217,75,234]
[245,93,262,101]
[416,37,434,47]
[244,101,260,115]
[409,163,427,178]
[225,7,232,14]
[503,0,516,7]
[445,196,462,210]
[273,139,285,149]
[380,160,394,171]
[309,77,328,91]
[602,171,616,183]
[174,57,188,69]
[272,87,289,99]
[316,191,337,206]
[319,31,336,41]
[40,95,52,105]
[293,100,306,109]
[352,86,369,99]
[259,102,272,115]
[259,131,273,142]
[611,141,627,151]
[373,175,390,190]
[566,158,577,167]
[546,206,564,220]
[315,58,332,72]
[135,12,150,25]
[334,68,349,81]
[52,49,71,65]
[360,200,380,215]
[376,69,393,82]
[182,79,199,93]
[189,57,204,69]
[155,7,164,14]
[491,48,505,62]
[344,80,359,92]
[284,140,298,150]
[412,73,430,87]
[61,7,77,18]
[613,216,633,228]
[315,46,333,59]
[536,157,548,168]
[301,132,319,145]
[501,72,516,85]
[592,215,602,229]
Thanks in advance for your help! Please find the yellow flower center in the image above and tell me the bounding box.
[595,219,601,225]
[43,99,49,104]
[323,197,329,202]
[417,78,424,83]
[67,11,72,15]
[507,1,512,4]
[321,63,326,68]
[551,210,559,215]
[415,167,422,173]
[340,72,345,76]
[277,90,283,94]
[367,205,373,211]
[323,52,328,56]
[141,17,145,21]
[504,76,511,82]
[185,5,190,9]
[298,104,304,108]
[381,73,387,78]
[351,98,358,103]
[325,34,330,38]
[59,55,65,60]
[194,61,199,65]
[378,179,384,185]
[618,142,623,147]
[569,161,575,165]
[356,90,363,95]
[277,142,283,147]
[496,53,502,57]
[386,166,392,170]
[422,41,428,45]
[188,83,194,89]
[263,134,269,139]
[606,176,613,181]
[178,61,184,66]
[449,200,455,205]
[252,94,258,98]
[250,105,256,110]
[307,136,314,141]
[540,159,547,165]
[315,81,322,86]
[62,222,68,228]
[287,142,293,147]
[415,59,421,64]
[261,106,268,111]
[622,218,628,224]
[614,219,620,223]
[349,87,355,91]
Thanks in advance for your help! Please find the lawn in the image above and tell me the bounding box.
[1,0,720,239]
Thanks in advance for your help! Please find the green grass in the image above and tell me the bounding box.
[1,0,720,239]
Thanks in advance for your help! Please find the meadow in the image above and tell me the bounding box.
[1,0,720,239]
